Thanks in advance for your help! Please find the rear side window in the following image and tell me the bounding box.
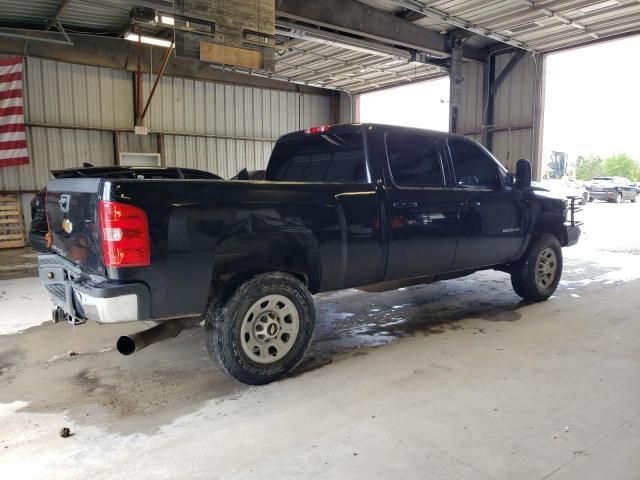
[448,139,502,189]
[386,133,444,187]
[266,131,366,183]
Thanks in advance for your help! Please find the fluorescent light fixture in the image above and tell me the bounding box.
[125,32,174,48]
[579,0,619,14]
[160,15,175,26]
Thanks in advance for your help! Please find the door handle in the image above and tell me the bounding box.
[393,201,418,209]
[460,201,481,208]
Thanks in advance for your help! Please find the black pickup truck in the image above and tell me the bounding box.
[39,124,580,385]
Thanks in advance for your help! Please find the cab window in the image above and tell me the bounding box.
[386,133,444,187]
[448,139,503,189]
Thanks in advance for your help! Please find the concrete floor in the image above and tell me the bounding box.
[1,202,639,479]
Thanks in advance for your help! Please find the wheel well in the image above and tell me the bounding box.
[532,214,565,246]
[208,269,309,306]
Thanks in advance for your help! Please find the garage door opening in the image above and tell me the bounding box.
[358,77,450,132]
[542,35,640,180]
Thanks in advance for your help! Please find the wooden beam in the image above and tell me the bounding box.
[200,42,262,70]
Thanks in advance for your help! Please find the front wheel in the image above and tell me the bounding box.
[511,234,563,302]
[616,193,623,204]
[581,192,589,205]
[632,193,638,203]
[205,272,315,385]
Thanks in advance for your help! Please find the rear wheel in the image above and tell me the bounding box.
[205,272,315,385]
[511,234,563,302]
[632,193,638,203]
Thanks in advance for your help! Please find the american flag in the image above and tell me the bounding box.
[0,57,29,167]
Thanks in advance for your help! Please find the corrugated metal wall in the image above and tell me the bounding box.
[458,54,543,174]
[0,57,333,193]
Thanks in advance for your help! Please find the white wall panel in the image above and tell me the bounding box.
[25,58,133,129]
[163,135,274,179]
[0,127,114,192]
[1,57,333,193]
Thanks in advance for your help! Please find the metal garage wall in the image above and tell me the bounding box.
[141,74,332,171]
[458,61,484,136]
[0,57,333,194]
[141,74,331,138]
[457,54,543,174]
[0,127,114,191]
[25,58,133,129]
[163,136,275,178]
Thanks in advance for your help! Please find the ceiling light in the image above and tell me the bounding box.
[579,1,619,14]
[125,32,174,48]
[160,15,175,26]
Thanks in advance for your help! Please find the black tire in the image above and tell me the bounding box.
[632,193,638,203]
[581,193,588,205]
[616,193,623,204]
[205,272,315,385]
[510,234,563,302]
[588,196,594,202]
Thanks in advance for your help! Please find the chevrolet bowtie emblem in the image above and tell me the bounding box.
[62,218,73,234]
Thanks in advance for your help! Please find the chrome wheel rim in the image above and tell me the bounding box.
[240,294,300,364]
[536,247,558,290]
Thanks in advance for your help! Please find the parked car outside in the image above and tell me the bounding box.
[30,166,222,252]
[586,176,638,203]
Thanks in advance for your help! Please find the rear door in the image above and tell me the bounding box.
[46,178,105,274]
[445,138,528,270]
[382,131,459,280]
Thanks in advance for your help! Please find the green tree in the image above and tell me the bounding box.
[575,155,604,180]
[603,154,640,181]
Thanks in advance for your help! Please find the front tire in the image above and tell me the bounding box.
[581,192,588,205]
[205,272,315,385]
[616,193,623,204]
[511,234,563,302]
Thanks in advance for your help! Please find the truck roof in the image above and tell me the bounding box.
[276,123,467,142]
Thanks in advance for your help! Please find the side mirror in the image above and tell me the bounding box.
[515,159,532,190]
[505,172,515,188]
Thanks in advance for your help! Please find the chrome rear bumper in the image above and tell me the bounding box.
[39,254,150,324]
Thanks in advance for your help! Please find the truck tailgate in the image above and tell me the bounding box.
[46,178,104,274]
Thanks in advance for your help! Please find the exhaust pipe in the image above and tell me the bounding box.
[116,321,184,355]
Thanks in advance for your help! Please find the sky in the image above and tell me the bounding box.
[359,76,450,132]
[543,35,640,162]
[359,35,640,165]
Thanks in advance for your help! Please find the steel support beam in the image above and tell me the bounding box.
[448,40,464,133]
[275,0,487,63]
[0,30,332,95]
[44,0,73,31]
[490,51,525,97]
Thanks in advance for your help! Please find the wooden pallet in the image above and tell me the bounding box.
[0,194,26,249]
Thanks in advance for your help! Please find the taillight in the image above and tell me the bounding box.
[99,201,150,267]
[304,125,331,135]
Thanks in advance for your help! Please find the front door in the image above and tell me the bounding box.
[383,131,459,280]
[445,138,528,270]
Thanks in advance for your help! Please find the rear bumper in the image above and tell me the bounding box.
[38,254,150,324]
[564,223,581,247]
[587,190,615,201]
